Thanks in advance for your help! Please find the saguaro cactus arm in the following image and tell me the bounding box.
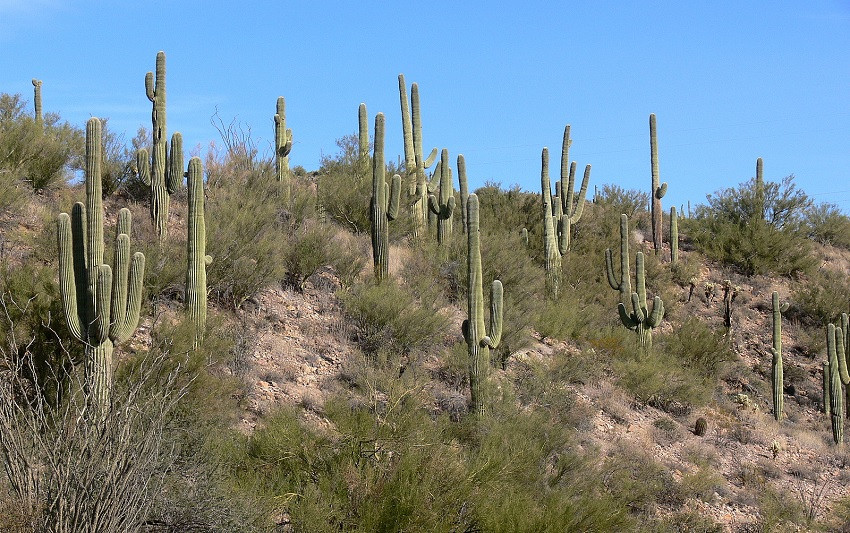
[605,213,631,303]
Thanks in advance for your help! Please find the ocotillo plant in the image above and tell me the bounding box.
[31,78,43,128]
[141,51,183,241]
[605,213,632,306]
[770,292,789,421]
[464,194,503,418]
[358,102,369,159]
[828,324,844,444]
[670,206,679,264]
[369,113,401,282]
[399,75,438,240]
[541,147,563,298]
[186,157,211,348]
[554,126,591,254]
[617,251,665,347]
[649,113,668,255]
[274,96,294,203]
[57,118,145,413]
[458,154,469,233]
[428,148,455,245]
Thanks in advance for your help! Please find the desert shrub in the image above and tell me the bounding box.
[592,184,649,220]
[283,222,365,291]
[804,202,850,249]
[317,134,374,235]
[341,279,449,358]
[661,317,733,376]
[473,181,538,240]
[687,174,815,276]
[600,447,684,513]
[790,267,850,327]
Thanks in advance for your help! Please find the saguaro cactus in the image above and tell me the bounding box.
[649,113,668,255]
[358,102,369,159]
[828,324,845,444]
[771,292,789,421]
[57,118,145,413]
[464,194,503,418]
[722,280,739,332]
[755,157,765,222]
[369,113,401,281]
[458,154,469,233]
[617,251,665,347]
[605,213,632,306]
[31,79,43,128]
[428,148,455,245]
[670,206,679,264]
[186,157,211,348]
[399,75,438,240]
[141,51,183,241]
[553,126,591,254]
[274,96,294,203]
[541,148,563,298]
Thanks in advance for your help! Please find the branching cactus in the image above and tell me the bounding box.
[617,251,665,347]
[274,96,294,203]
[186,157,211,348]
[141,51,183,241]
[670,206,679,264]
[649,113,668,255]
[771,292,789,421]
[31,78,43,128]
[399,75,438,240]
[57,118,145,414]
[428,148,455,245]
[553,126,590,254]
[541,147,563,298]
[605,214,632,306]
[369,113,401,281]
[463,194,503,418]
[828,324,845,444]
[458,154,469,233]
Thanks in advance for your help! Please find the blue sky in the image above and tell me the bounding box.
[2,1,849,213]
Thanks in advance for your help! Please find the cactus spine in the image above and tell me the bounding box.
[399,75,437,240]
[369,113,401,281]
[142,51,183,241]
[771,291,789,421]
[828,324,844,444]
[541,147,562,298]
[649,113,668,255]
[274,96,294,203]
[605,214,632,306]
[617,251,665,347]
[31,78,43,128]
[458,154,469,233]
[670,206,679,264]
[554,126,590,254]
[428,148,455,245]
[57,118,145,413]
[464,194,503,418]
[186,157,211,348]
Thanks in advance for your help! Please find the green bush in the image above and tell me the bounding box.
[790,267,850,327]
[804,201,850,250]
[283,221,365,291]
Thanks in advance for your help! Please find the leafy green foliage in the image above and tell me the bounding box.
[804,201,850,249]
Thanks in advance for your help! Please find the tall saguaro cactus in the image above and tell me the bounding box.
[57,118,145,413]
[31,79,43,128]
[141,51,183,241]
[771,292,789,421]
[463,194,503,418]
[649,114,668,255]
[828,324,845,444]
[457,154,469,233]
[617,251,665,347]
[399,75,438,240]
[429,148,455,245]
[670,206,679,264]
[186,157,211,348]
[554,126,591,254]
[605,213,632,306]
[274,96,294,203]
[369,113,401,281]
[755,157,765,222]
[541,147,563,298]
[358,102,369,159]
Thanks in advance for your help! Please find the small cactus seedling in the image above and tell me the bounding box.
[369,113,401,282]
[58,118,145,414]
[274,96,294,203]
[186,157,212,348]
[649,114,668,255]
[463,194,503,418]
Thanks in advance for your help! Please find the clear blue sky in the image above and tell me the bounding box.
[2,1,848,213]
